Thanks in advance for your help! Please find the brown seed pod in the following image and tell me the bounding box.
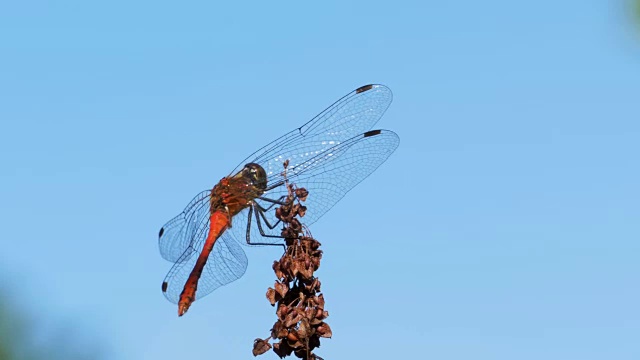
[252,338,272,356]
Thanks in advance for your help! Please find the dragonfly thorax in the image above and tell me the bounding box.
[210,163,267,217]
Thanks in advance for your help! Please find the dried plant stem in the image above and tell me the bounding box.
[253,163,331,360]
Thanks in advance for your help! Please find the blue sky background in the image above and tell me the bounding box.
[1,1,639,359]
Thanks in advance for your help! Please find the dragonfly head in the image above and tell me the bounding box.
[240,163,267,192]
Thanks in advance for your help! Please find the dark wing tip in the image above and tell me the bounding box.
[363,129,382,137]
[158,227,165,238]
[162,281,168,292]
[355,84,374,94]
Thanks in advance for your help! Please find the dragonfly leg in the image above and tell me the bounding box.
[255,202,283,230]
[257,195,288,211]
[245,205,286,250]
[264,180,286,192]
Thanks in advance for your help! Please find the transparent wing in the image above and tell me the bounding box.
[161,229,248,304]
[158,190,211,263]
[228,84,393,176]
[225,129,400,245]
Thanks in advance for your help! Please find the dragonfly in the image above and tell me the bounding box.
[158,84,400,316]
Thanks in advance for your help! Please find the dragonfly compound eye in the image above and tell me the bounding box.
[245,163,267,190]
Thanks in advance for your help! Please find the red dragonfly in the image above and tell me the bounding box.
[158,84,399,316]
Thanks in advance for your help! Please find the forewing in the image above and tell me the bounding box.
[158,190,211,263]
[161,229,248,304]
[229,84,393,176]
[225,129,400,244]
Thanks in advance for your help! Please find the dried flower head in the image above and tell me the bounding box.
[253,163,330,360]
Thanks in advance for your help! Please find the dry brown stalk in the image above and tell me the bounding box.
[253,162,330,360]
